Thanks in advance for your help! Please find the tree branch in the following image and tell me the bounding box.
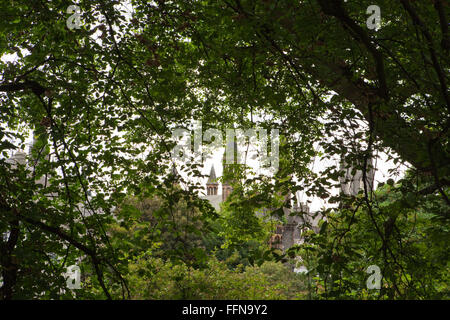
[317,0,388,100]
[400,0,450,112]
[0,80,46,96]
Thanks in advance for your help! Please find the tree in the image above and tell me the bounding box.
[295,172,449,299]
[109,182,215,267]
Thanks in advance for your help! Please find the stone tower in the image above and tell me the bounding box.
[222,182,233,202]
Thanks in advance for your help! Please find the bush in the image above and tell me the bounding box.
[125,254,307,299]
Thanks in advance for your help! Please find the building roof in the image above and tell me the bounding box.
[200,194,222,211]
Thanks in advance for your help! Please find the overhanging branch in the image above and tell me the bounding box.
[0,80,46,96]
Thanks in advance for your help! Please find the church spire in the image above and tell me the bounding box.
[170,164,181,187]
[171,164,179,177]
[207,165,218,185]
[206,165,218,195]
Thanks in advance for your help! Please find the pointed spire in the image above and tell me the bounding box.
[171,164,180,177]
[207,165,218,185]
[170,164,181,188]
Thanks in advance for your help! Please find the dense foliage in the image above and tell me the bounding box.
[0,0,448,299]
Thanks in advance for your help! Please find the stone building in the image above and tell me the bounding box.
[200,158,317,253]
